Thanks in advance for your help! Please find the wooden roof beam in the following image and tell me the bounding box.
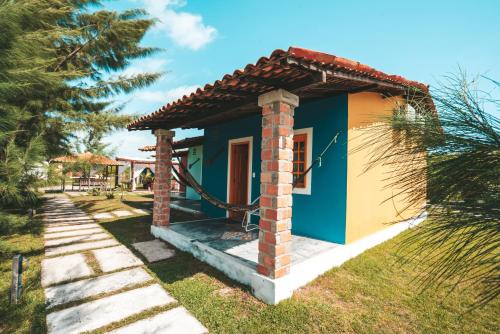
[330,71,405,91]
[184,76,328,129]
[346,83,379,94]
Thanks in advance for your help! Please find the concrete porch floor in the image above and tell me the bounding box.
[171,199,202,213]
[168,219,340,267]
[152,214,426,304]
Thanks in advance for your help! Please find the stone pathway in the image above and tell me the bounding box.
[132,240,176,263]
[93,209,151,221]
[41,194,207,334]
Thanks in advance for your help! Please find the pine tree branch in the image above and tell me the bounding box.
[53,23,109,72]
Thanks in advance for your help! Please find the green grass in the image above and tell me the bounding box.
[0,213,46,334]
[71,194,499,333]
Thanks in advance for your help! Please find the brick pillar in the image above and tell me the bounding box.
[257,89,298,279]
[153,129,175,227]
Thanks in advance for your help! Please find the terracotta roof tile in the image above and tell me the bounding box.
[129,47,431,130]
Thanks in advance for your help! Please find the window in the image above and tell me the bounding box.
[293,134,307,188]
[292,127,312,195]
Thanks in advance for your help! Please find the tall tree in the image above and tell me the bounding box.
[0,0,161,217]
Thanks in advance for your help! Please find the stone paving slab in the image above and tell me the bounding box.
[132,240,176,263]
[42,253,93,287]
[45,268,153,308]
[107,307,208,334]
[43,213,89,217]
[46,284,175,334]
[45,233,111,247]
[132,208,148,215]
[112,210,133,217]
[92,245,144,272]
[46,239,119,257]
[43,212,87,217]
[45,223,100,233]
[93,212,114,220]
[43,202,75,205]
[66,192,86,197]
[43,216,91,222]
[44,228,104,240]
[43,207,84,211]
[44,220,95,228]
[43,206,79,210]
[44,216,88,220]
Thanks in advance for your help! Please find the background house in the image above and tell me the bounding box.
[139,136,204,199]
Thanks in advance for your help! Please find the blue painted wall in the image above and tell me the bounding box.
[201,94,348,244]
[186,145,203,200]
[201,116,262,218]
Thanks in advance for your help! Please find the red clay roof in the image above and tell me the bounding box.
[287,47,426,89]
[129,47,430,131]
[51,152,123,166]
[139,145,156,152]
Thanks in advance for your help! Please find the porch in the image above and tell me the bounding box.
[151,217,339,304]
[152,215,426,304]
[128,47,431,304]
[163,218,338,267]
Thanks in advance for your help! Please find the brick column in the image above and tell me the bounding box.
[153,129,175,227]
[257,89,298,279]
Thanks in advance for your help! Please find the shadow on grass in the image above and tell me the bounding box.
[0,253,47,334]
[99,214,251,291]
[72,200,101,213]
[121,200,152,211]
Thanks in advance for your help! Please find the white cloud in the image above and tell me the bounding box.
[143,0,216,50]
[123,58,169,77]
[134,84,200,103]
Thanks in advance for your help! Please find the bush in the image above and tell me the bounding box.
[87,188,101,196]
[0,213,31,235]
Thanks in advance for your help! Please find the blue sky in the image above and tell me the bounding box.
[102,0,499,158]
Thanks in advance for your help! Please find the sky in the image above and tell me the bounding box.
[102,0,500,158]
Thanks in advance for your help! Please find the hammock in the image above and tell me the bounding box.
[168,132,340,213]
[172,164,257,212]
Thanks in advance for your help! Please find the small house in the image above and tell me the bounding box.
[128,47,430,304]
[139,135,204,199]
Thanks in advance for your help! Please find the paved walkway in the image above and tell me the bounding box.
[41,194,207,334]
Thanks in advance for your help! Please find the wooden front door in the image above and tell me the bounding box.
[228,142,249,221]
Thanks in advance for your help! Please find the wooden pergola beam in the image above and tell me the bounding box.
[184,75,328,129]
[346,83,379,94]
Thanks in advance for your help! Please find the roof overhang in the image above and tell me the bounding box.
[139,136,204,152]
[115,156,155,164]
[51,153,124,166]
[128,47,432,131]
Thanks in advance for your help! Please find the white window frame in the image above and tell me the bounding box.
[293,127,313,195]
[226,136,253,217]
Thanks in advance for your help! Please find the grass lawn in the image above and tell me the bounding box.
[0,212,46,334]
[69,193,499,334]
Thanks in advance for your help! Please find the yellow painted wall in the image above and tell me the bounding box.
[345,92,424,243]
